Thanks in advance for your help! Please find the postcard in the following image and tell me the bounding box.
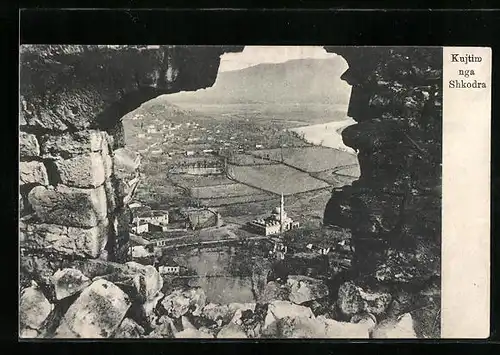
[18,45,491,339]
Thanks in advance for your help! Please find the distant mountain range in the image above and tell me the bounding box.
[164,58,352,105]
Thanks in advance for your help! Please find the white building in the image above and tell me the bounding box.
[247,193,299,236]
[131,222,149,235]
[134,210,169,226]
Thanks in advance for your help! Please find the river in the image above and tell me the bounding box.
[289,118,357,154]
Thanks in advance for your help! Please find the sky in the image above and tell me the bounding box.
[218,46,338,72]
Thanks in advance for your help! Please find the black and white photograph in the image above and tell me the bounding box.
[19,45,448,339]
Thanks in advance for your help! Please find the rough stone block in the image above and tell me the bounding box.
[20,219,109,258]
[20,161,49,186]
[27,185,107,228]
[263,300,315,332]
[54,279,131,338]
[216,323,248,338]
[19,285,54,330]
[337,281,392,316]
[19,255,61,302]
[51,268,92,300]
[160,288,207,318]
[55,153,106,188]
[113,148,140,178]
[125,261,164,302]
[286,275,329,305]
[371,313,417,338]
[40,130,103,158]
[113,318,145,338]
[20,131,40,157]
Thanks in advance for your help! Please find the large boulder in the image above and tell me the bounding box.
[113,318,145,338]
[51,268,91,300]
[262,314,372,339]
[20,328,40,338]
[265,316,327,338]
[19,285,54,331]
[217,322,248,338]
[19,161,49,186]
[258,281,289,303]
[337,281,392,316]
[286,275,329,305]
[263,300,315,332]
[181,315,197,330]
[319,315,373,338]
[20,132,40,157]
[202,302,255,325]
[147,315,176,338]
[68,259,162,302]
[20,256,61,302]
[54,279,131,338]
[113,148,140,178]
[140,291,164,325]
[125,262,163,302]
[160,288,207,319]
[371,313,418,338]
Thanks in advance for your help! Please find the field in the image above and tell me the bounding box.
[334,165,361,177]
[122,98,361,227]
[190,183,264,199]
[198,194,275,208]
[169,174,235,188]
[311,169,357,187]
[228,153,278,166]
[228,164,330,196]
[249,146,358,173]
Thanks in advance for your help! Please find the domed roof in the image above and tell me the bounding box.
[273,207,281,214]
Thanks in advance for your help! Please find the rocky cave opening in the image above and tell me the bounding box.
[19,45,442,339]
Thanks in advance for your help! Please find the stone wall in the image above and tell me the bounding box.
[322,47,442,298]
[19,45,244,268]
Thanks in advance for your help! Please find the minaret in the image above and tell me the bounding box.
[280,192,284,233]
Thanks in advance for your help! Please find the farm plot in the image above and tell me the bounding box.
[190,183,264,199]
[334,164,361,178]
[198,193,275,207]
[228,164,330,196]
[249,146,358,173]
[228,153,278,166]
[312,170,357,187]
[169,174,235,188]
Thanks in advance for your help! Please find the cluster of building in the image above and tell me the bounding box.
[131,209,170,235]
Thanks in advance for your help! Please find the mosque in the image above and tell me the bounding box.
[247,193,300,236]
